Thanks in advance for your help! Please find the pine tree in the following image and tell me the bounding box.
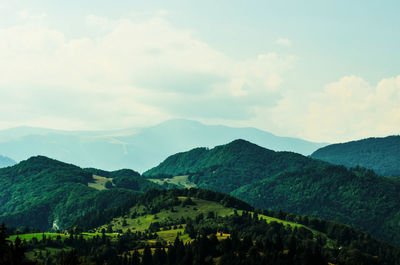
[141,245,153,265]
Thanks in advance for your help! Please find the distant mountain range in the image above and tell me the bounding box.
[145,139,400,246]
[0,119,326,172]
[0,155,15,168]
[311,135,400,176]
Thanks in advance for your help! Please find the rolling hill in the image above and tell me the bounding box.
[144,139,400,246]
[0,119,326,172]
[311,135,400,176]
[7,189,400,265]
[0,156,162,231]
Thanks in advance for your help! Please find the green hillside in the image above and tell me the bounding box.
[144,139,400,246]
[5,189,400,265]
[311,135,400,176]
[144,139,321,193]
[0,156,162,231]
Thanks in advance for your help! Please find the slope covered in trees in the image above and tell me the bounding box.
[311,135,400,176]
[0,156,162,231]
[144,139,400,246]
[7,189,400,264]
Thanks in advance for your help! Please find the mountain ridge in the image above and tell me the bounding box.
[311,135,400,176]
[145,139,400,246]
[0,119,326,172]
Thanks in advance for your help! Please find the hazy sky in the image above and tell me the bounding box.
[0,0,399,142]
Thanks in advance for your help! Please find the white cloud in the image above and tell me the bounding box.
[1,13,397,143]
[16,10,46,21]
[0,15,293,130]
[276,38,292,47]
[267,75,400,142]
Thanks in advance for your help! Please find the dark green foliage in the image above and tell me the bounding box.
[136,189,253,213]
[105,181,113,189]
[181,197,196,207]
[85,168,141,179]
[9,188,400,265]
[145,139,400,246]
[0,156,162,231]
[0,224,33,265]
[232,166,400,245]
[86,167,162,191]
[74,188,253,231]
[145,139,319,193]
[311,135,400,176]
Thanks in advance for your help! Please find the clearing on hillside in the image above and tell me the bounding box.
[148,175,196,188]
[88,174,113,190]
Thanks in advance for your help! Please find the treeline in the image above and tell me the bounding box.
[71,189,400,264]
[74,188,400,261]
[7,209,399,264]
[85,168,163,191]
[184,210,399,264]
[75,188,253,231]
[136,189,253,212]
[231,165,400,245]
[0,224,34,265]
[261,208,395,256]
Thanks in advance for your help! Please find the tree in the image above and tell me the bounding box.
[141,245,153,265]
[105,181,113,189]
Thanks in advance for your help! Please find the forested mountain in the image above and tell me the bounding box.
[0,156,162,231]
[144,139,400,246]
[311,135,400,176]
[0,119,325,172]
[6,189,400,265]
[0,155,15,168]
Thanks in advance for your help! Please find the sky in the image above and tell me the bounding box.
[0,0,399,142]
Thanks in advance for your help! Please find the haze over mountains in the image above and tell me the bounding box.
[0,155,15,168]
[0,119,326,172]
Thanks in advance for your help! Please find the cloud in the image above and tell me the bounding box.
[0,15,294,130]
[16,10,47,21]
[276,38,292,47]
[267,75,400,142]
[1,13,397,143]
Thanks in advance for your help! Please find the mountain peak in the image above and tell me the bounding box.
[24,155,72,166]
[226,138,259,148]
[12,155,81,176]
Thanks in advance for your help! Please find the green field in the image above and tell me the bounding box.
[93,196,337,248]
[148,175,196,188]
[87,174,113,190]
[95,196,235,233]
